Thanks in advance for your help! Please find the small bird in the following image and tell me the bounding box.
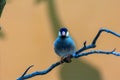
[54,27,76,62]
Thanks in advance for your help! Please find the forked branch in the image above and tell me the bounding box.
[17,28,120,80]
[75,28,120,54]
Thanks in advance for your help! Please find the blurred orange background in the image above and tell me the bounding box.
[0,0,120,80]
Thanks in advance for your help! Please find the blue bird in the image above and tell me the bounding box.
[54,27,76,62]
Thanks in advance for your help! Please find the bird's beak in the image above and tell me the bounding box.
[62,31,66,36]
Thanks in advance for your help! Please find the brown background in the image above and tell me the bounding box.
[0,0,120,80]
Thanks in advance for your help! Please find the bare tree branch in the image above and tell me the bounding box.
[75,28,120,54]
[17,62,63,80]
[17,28,120,80]
[74,49,120,58]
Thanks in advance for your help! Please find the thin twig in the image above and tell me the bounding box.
[21,65,34,78]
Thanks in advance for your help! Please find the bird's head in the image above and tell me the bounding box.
[58,27,69,38]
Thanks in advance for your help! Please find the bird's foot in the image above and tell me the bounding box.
[60,54,72,63]
[60,57,64,63]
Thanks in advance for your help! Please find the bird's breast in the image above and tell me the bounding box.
[54,37,76,57]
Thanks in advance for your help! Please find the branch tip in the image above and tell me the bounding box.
[83,41,87,47]
[111,48,116,52]
[21,65,34,77]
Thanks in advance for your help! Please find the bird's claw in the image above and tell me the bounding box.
[60,54,72,63]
